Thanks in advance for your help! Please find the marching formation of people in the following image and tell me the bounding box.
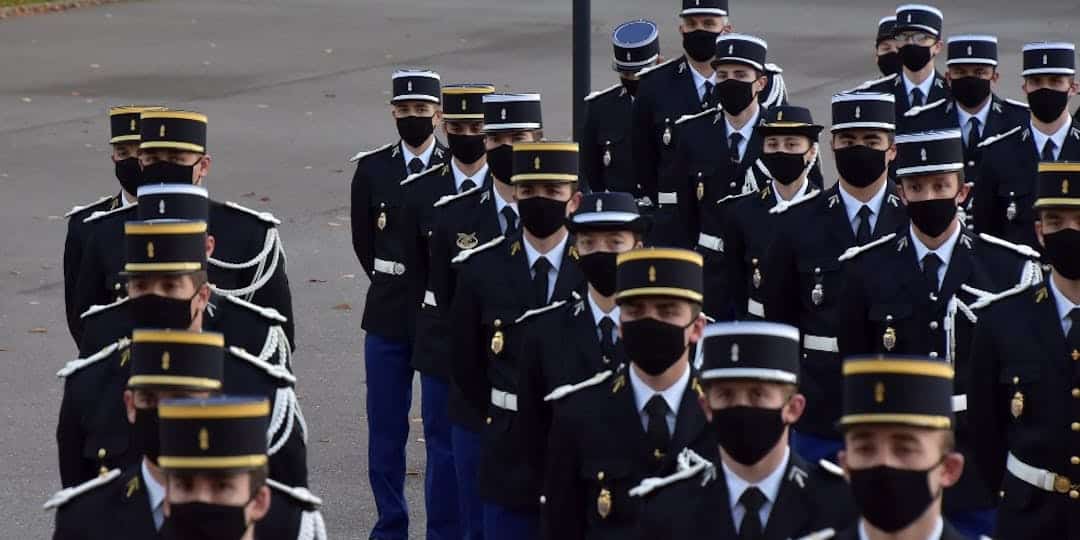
[51,0,1080,538]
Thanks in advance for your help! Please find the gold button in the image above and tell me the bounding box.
[486,417,492,425]
[1071,456,1079,465]
[97,448,106,459]
[493,319,502,328]
[1013,376,1020,384]
[1073,388,1080,398]
[1071,422,1080,432]
[1071,490,1079,499]
[597,472,605,481]
[999,490,1005,499]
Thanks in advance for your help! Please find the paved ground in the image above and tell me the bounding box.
[2,0,1079,537]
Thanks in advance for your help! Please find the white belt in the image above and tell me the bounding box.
[1007,452,1077,495]
[423,290,437,307]
[697,233,724,253]
[374,258,406,276]
[803,334,838,353]
[951,394,967,412]
[747,299,764,318]
[491,389,518,412]
[658,192,678,205]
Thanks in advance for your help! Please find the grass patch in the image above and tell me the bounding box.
[0,0,52,6]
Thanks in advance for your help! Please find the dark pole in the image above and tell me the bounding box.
[572,0,590,142]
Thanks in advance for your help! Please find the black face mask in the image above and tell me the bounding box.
[396,115,435,148]
[621,317,690,376]
[907,197,957,237]
[141,161,196,185]
[577,251,619,297]
[877,52,902,77]
[518,196,568,239]
[162,501,249,540]
[899,44,933,72]
[447,133,486,165]
[620,76,641,97]
[716,79,755,115]
[949,77,992,109]
[115,157,143,194]
[131,407,160,464]
[849,462,942,533]
[1027,88,1070,124]
[130,292,197,329]
[835,145,888,188]
[711,406,787,466]
[683,30,719,63]
[761,151,808,186]
[1043,228,1080,279]
[487,144,514,185]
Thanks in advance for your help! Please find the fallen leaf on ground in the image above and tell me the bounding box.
[29,327,47,334]
[259,196,271,202]
[242,192,256,197]
[332,303,352,311]
[327,222,341,227]
[341,274,355,279]
[307,278,328,283]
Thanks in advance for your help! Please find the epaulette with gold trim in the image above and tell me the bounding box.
[843,72,898,93]
[57,338,130,379]
[43,468,121,510]
[80,296,129,320]
[837,232,897,262]
[675,105,722,126]
[433,183,485,208]
[904,98,947,117]
[65,195,114,218]
[610,371,627,393]
[976,125,1022,149]
[82,203,135,224]
[221,294,288,323]
[514,299,568,325]
[348,141,395,163]
[400,163,448,186]
[584,83,623,102]
[224,201,281,225]
[544,370,614,402]
[978,233,1042,260]
[769,188,821,215]
[451,235,504,264]
[635,56,681,78]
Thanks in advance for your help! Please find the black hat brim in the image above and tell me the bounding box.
[759,125,824,139]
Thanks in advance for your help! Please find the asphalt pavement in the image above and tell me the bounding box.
[2,0,1079,537]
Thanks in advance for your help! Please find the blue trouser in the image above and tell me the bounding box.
[483,503,539,540]
[420,375,461,540]
[946,508,996,540]
[365,333,414,540]
[791,430,844,464]
[452,424,484,540]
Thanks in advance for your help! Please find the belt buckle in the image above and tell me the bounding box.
[393,263,405,275]
[1053,474,1072,493]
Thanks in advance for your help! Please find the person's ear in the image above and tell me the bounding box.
[939,451,965,488]
[1069,79,1080,97]
[837,450,850,479]
[754,75,767,94]
[698,393,714,422]
[566,190,583,215]
[247,485,272,523]
[886,143,898,164]
[124,390,137,425]
[944,71,953,83]
[990,71,1001,85]
[194,154,211,185]
[205,235,216,258]
[1036,220,1045,248]
[932,40,944,56]
[688,313,706,344]
[432,109,443,127]
[956,182,972,205]
[783,393,806,424]
[898,183,911,206]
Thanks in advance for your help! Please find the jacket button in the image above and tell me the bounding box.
[486,417,492,425]
[1073,388,1080,398]
[1071,422,1080,432]
[1071,456,1080,465]
[597,472,605,481]
[1071,490,1079,499]
[97,448,107,459]
[929,352,939,359]
[929,321,939,330]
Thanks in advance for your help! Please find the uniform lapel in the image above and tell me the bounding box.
[938,232,974,304]
[895,232,929,299]
[1030,286,1069,377]
[928,73,950,104]
[825,187,857,246]
[873,186,906,238]
[1059,121,1080,158]
[741,121,765,169]
[116,467,158,539]
[707,470,739,538]
[762,453,812,540]
[570,300,605,372]
[551,240,584,302]
[478,184,502,241]
[506,234,535,308]
[678,58,705,113]
[666,377,706,465]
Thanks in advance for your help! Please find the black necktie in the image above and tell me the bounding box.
[738,487,767,540]
[1043,140,1058,161]
[408,157,424,174]
[922,253,943,294]
[501,206,518,235]
[856,205,873,244]
[702,81,715,109]
[644,395,670,455]
[1067,308,1080,352]
[460,178,477,193]
[599,316,616,363]
[966,117,982,152]
[729,133,744,164]
[532,256,551,307]
[910,88,925,108]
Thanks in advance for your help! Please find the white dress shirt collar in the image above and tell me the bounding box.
[773,177,810,204]
[492,185,517,215]
[523,232,568,304]
[629,363,690,420]
[1048,273,1080,335]
[588,292,619,328]
[723,446,790,528]
[725,106,761,162]
[142,460,166,529]
[690,65,717,101]
[1031,116,1073,160]
[909,223,961,288]
[956,98,991,143]
[452,160,488,193]
[838,180,888,228]
[401,139,437,170]
[903,72,935,104]
[858,516,943,540]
